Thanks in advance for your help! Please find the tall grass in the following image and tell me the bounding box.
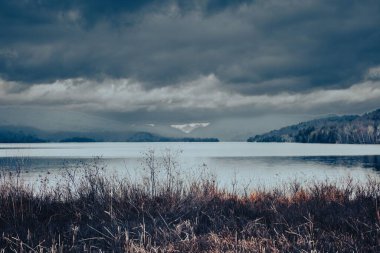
[0,151,379,252]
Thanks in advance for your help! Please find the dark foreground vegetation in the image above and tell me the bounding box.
[0,155,379,252]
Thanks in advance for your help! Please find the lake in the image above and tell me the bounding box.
[0,142,380,190]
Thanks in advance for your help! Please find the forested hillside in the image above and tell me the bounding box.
[248,109,380,144]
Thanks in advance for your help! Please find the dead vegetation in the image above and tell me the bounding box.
[0,151,379,252]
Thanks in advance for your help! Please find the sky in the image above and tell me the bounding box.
[1,0,380,140]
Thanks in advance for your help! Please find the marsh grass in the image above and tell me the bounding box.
[0,152,379,252]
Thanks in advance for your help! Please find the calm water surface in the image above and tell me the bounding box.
[0,142,379,189]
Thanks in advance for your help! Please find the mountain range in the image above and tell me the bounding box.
[0,107,310,141]
[2,108,380,143]
[248,108,380,144]
[0,126,219,143]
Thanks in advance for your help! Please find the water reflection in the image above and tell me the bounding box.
[295,156,380,171]
[1,156,380,170]
[0,155,379,179]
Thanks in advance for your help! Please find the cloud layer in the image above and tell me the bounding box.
[1,70,379,116]
[1,0,380,94]
[0,0,380,138]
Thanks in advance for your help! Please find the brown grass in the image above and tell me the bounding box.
[0,153,379,252]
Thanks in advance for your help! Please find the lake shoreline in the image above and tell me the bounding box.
[0,142,379,192]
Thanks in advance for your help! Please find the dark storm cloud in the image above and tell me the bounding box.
[0,0,380,95]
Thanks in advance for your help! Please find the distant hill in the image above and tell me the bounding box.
[248,109,380,144]
[0,127,47,143]
[0,126,219,143]
[126,132,219,142]
[59,137,97,143]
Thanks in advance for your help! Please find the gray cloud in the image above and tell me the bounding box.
[1,70,379,115]
[1,0,379,95]
[1,0,380,139]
